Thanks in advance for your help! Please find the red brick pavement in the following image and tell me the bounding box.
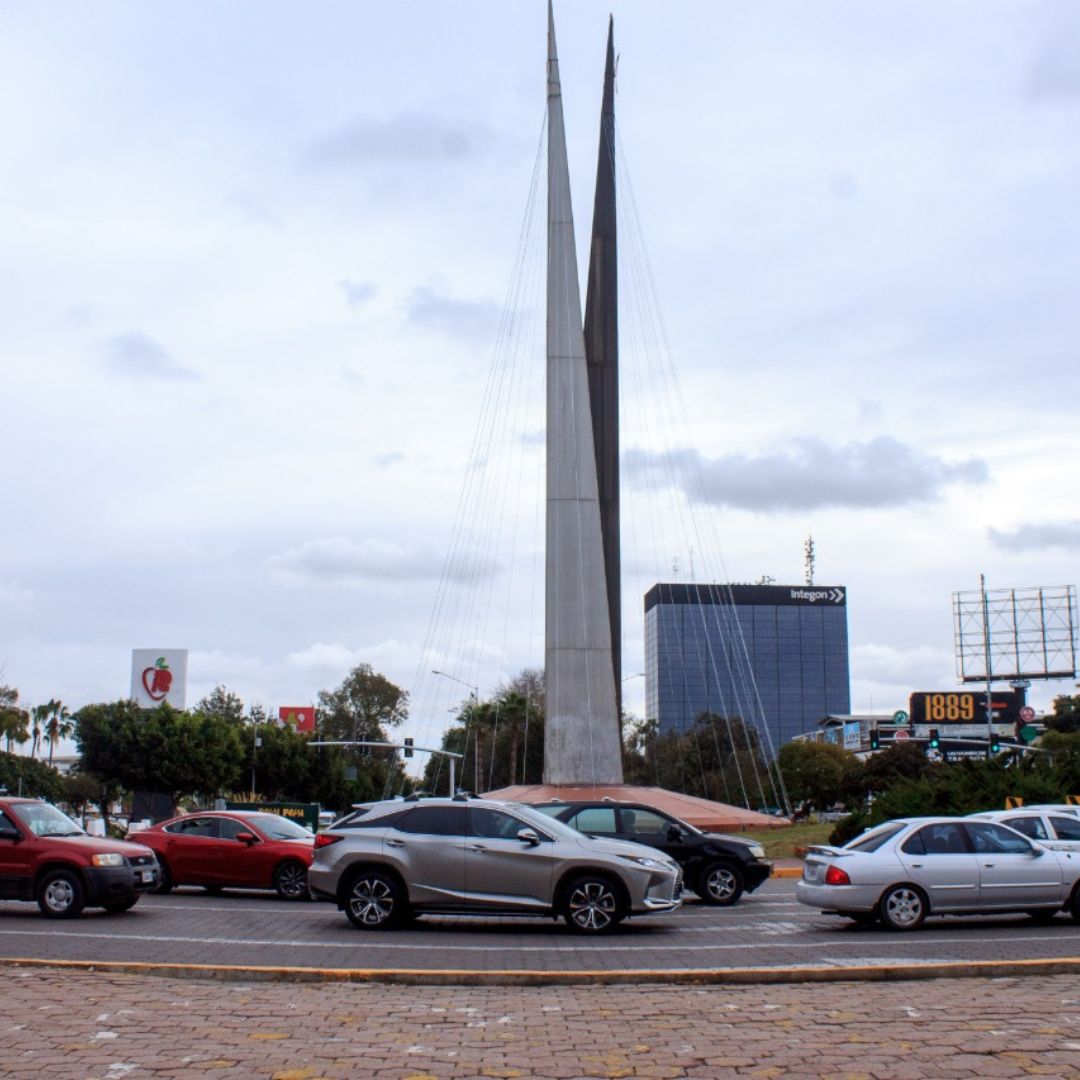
[2,969,1079,1078]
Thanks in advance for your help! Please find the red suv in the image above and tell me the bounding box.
[0,797,159,917]
[129,811,314,900]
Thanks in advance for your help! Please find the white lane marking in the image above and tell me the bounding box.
[1,927,1079,953]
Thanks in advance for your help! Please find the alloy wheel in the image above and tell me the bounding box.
[348,876,396,927]
[567,880,618,932]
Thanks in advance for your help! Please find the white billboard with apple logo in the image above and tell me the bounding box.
[130,649,188,709]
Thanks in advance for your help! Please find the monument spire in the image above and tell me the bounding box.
[584,16,621,716]
[544,1,623,785]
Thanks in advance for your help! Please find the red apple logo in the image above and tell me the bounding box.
[142,657,173,701]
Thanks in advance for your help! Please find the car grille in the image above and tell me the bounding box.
[128,854,156,867]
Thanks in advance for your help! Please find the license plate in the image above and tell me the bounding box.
[139,870,155,883]
[803,861,823,883]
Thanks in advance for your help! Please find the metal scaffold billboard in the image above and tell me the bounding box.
[953,584,1077,684]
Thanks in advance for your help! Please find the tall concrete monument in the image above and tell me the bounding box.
[543,3,623,785]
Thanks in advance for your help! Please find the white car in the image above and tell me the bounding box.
[796,816,1080,930]
[969,809,1080,851]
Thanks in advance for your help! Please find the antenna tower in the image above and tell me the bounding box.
[804,535,816,586]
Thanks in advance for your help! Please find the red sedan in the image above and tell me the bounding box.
[129,811,313,900]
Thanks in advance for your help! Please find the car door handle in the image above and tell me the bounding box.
[468,844,487,853]
[981,862,995,868]
[909,862,924,868]
[386,839,406,848]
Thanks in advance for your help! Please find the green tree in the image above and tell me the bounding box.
[849,740,933,802]
[317,663,408,742]
[194,685,246,725]
[422,670,545,795]
[0,685,30,752]
[29,701,50,760]
[0,750,63,801]
[1046,695,1080,735]
[775,740,858,812]
[75,700,245,802]
[43,699,74,767]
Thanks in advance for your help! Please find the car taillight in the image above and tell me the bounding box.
[314,833,343,849]
[824,865,850,886]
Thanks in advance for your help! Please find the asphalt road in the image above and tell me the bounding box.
[3,878,1080,973]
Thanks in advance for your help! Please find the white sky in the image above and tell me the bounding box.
[2,1,1079,753]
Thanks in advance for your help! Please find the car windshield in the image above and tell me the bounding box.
[10,802,84,838]
[245,814,312,840]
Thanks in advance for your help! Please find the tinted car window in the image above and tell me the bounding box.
[619,809,669,839]
[1050,815,1080,841]
[218,817,252,840]
[470,808,528,840]
[1003,816,1047,840]
[338,809,409,830]
[165,817,216,837]
[396,806,467,836]
[966,822,1033,855]
[0,808,19,834]
[847,823,905,852]
[909,823,971,855]
[570,807,617,835]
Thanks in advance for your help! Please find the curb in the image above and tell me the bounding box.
[772,866,803,879]
[5,955,1080,987]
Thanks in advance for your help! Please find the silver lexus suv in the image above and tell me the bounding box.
[308,796,682,933]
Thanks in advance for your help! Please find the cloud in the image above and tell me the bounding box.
[338,279,377,306]
[1024,42,1080,104]
[0,580,34,612]
[224,191,282,228]
[304,111,493,168]
[102,332,199,381]
[989,520,1080,552]
[285,642,359,672]
[374,452,404,467]
[406,285,499,342]
[851,643,952,686]
[266,537,498,587]
[623,437,988,512]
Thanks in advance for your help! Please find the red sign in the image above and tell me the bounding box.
[894,729,910,740]
[279,706,315,733]
[141,658,173,702]
[1019,705,1036,723]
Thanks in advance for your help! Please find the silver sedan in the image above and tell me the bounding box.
[968,809,1080,852]
[796,816,1080,930]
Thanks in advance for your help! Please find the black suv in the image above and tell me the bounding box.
[532,801,771,906]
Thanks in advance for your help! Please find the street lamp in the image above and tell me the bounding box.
[432,670,480,791]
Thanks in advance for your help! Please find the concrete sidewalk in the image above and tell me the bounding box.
[3,968,1078,1078]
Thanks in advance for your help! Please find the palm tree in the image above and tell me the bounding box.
[44,700,74,767]
[29,703,49,760]
[0,686,30,753]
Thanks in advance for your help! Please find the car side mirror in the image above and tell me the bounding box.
[1030,846,1045,858]
[516,829,540,846]
[235,831,258,844]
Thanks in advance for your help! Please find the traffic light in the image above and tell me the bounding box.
[989,732,1001,754]
[869,728,881,751]
[928,729,940,749]
[403,737,414,759]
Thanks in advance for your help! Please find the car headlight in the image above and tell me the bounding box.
[91,853,126,867]
[619,855,667,870]
[748,844,766,859]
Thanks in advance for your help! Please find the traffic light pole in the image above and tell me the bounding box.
[307,741,464,797]
[981,573,995,760]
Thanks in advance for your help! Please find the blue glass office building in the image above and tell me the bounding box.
[644,583,851,749]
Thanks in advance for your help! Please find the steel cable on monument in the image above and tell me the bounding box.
[406,114,548,795]
[614,129,789,815]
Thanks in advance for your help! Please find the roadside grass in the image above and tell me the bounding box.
[739,821,834,859]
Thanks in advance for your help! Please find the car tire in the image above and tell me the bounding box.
[274,860,310,901]
[1068,885,1080,923]
[36,869,86,919]
[152,860,173,895]
[696,862,745,906]
[878,884,927,931]
[343,869,406,930]
[561,874,627,934]
[102,897,139,914]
